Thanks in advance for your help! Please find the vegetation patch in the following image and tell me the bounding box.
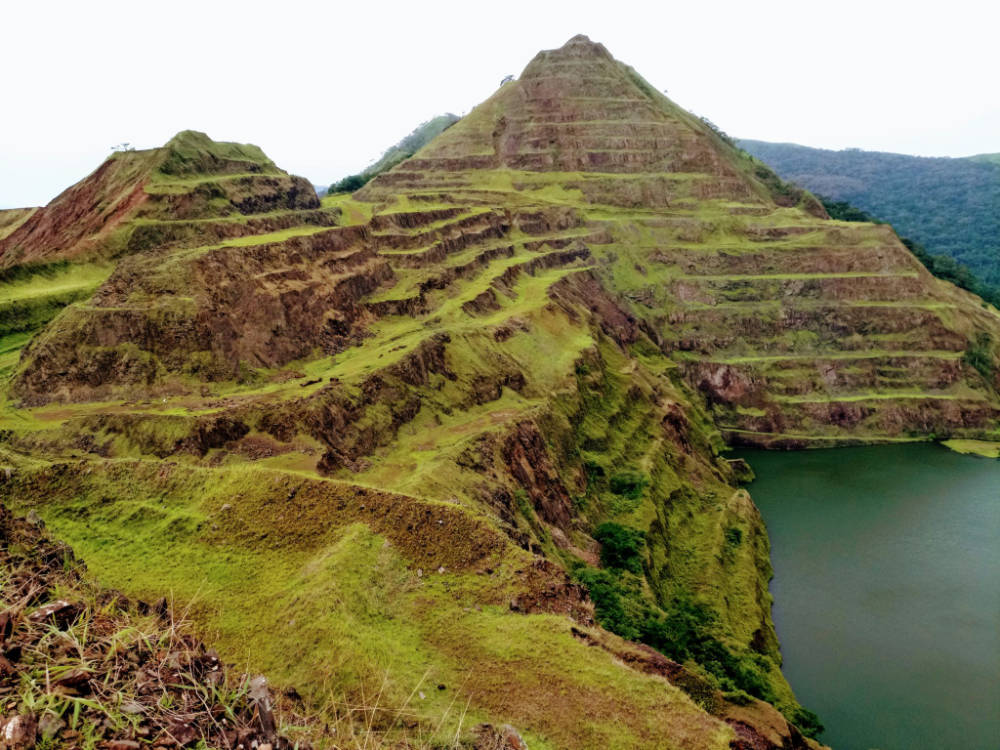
[941,438,1000,458]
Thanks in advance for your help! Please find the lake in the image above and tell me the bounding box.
[737,444,1000,750]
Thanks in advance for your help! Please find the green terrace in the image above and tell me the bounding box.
[129,206,339,227]
[674,271,920,281]
[692,349,965,364]
[143,171,287,194]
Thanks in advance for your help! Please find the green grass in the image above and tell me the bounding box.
[0,331,32,377]
[0,207,35,240]
[0,262,112,377]
[130,206,336,227]
[211,224,333,248]
[702,349,964,364]
[0,263,109,304]
[720,427,926,443]
[774,390,976,404]
[676,271,919,281]
[144,172,287,194]
[321,193,374,225]
[0,458,736,749]
[941,439,1000,458]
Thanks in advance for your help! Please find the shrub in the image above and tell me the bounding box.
[609,470,648,500]
[723,689,755,706]
[964,332,994,382]
[583,458,605,482]
[792,707,825,739]
[572,566,786,705]
[572,567,639,640]
[724,526,743,547]
[593,522,645,573]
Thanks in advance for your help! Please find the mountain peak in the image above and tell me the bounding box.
[560,33,610,54]
[164,129,213,148]
[156,131,277,177]
[530,33,614,66]
[362,34,748,188]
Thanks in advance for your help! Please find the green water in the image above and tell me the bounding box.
[737,444,1000,750]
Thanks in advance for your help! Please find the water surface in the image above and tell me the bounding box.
[738,443,999,750]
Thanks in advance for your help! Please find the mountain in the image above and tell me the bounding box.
[0,130,324,269]
[738,139,1000,287]
[1,34,999,749]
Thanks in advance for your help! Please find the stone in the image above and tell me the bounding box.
[1,714,38,749]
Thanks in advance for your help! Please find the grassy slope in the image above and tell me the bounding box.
[0,207,37,240]
[0,262,112,377]
[0,331,742,749]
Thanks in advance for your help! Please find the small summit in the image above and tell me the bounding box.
[551,33,613,60]
[157,130,278,178]
[0,131,313,268]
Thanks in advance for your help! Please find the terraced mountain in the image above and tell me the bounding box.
[358,35,1000,447]
[1,34,998,749]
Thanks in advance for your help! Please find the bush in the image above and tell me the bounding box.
[572,567,640,640]
[609,470,648,500]
[724,526,743,547]
[572,565,785,705]
[593,522,645,573]
[583,458,605,481]
[964,332,995,382]
[723,689,755,706]
[820,198,881,223]
[792,707,825,739]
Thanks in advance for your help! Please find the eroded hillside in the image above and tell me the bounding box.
[2,34,998,749]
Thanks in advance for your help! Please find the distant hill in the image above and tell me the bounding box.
[738,139,1000,286]
[329,113,459,193]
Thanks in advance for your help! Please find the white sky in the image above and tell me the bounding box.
[2,0,997,208]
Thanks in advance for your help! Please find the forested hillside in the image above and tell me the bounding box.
[329,113,459,193]
[738,140,1000,286]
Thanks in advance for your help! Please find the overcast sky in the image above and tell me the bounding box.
[2,0,997,208]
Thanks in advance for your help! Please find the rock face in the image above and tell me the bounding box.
[0,33,988,750]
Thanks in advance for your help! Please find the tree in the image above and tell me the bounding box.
[329,174,369,194]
